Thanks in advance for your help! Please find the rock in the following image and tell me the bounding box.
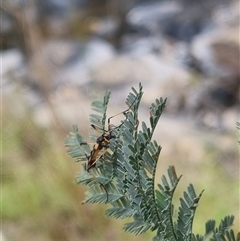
[191,28,240,78]
[39,39,81,67]
[61,38,116,86]
[185,77,239,130]
[121,36,162,57]
[140,54,191,112]
[26,38,115,87]
[126,0,232,41]
[92,55,152,86]
[211,33,240,78]
[82,38,116,70]
[1,49,24,76]
[212,1,240,28]
[126,1,182,34]
[190,0,239,78]
[1,49,25,92]
[88,16,120,38]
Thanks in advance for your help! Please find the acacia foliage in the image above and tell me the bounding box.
[65,84,238,240]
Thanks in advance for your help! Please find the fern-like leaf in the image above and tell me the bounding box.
[176,185,204,241]
[65,83,238,240]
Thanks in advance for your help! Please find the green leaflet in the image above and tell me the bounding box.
[65,83,238,241]
[105,207,137,219]
[124,220,152,236]
[65,125,90,161]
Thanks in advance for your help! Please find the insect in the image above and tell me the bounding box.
[80,98,137,203]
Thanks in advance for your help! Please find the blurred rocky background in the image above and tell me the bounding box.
[2,0,239,240]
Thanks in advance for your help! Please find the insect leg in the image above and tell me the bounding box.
[107,97,137,130]
[80,142,96,146]
[90,124,107,135]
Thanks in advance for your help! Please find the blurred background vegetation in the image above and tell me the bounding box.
[1,0,239,240]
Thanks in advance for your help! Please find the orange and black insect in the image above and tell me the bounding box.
[80,98,137,202]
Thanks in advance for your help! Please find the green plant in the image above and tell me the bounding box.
[65,83,239,241]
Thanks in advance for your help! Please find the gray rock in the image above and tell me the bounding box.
[1,49,25,91]
[92,55,151,86]
[191,28,240,78]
